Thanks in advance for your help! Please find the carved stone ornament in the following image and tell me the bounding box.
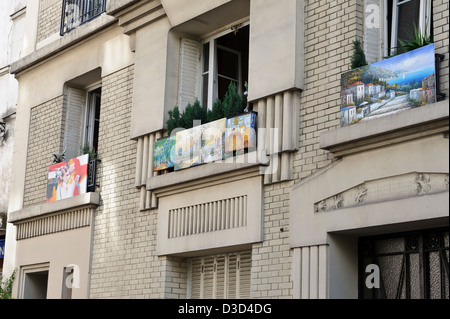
[414,174,431,195]
[332,194,344,209]
[313,172,448,214]
[354,186,368,204]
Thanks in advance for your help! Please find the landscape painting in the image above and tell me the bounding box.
[153,136,176,172]
[46,154,89,202]
[340,44,436,126]
[225,113,257,157]
[174,126,202,171]
[201,118,226,163]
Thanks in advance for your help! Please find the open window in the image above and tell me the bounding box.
[178,23,249,111]
[63,85,101,160]
[364,0,433,63]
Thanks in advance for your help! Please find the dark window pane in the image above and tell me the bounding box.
[203,42,210,73]
[217,48,239,80]
[397,0,420,44]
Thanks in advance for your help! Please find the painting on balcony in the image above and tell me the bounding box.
[340,44,436,127]
[225,113,257,156]
[202,118,226,163]
[153,136,176,172]
[174,126,203,171]
[46,154,89,202]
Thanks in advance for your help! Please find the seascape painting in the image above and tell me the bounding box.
[46,154,89,202]
[340,44,436,126]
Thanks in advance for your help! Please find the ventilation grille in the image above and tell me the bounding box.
[168,195,248,238]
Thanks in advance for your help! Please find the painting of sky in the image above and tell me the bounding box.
[373,44,435,86]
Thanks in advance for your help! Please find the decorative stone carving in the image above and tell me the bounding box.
[314,172,448,213]
[332,194,344,209]
[414,174,431,195]
[315,201,327,213]
[354,186,368,204]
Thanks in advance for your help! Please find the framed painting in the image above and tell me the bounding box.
[340,44,436,126]
[225,113,257,156]
[153,136,176,172]
[201,118,226,163]
[46,154,89,202]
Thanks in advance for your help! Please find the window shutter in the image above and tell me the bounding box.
[178,38,201,110]
[238,251,252,299]
[215,255,226,299]
[227,253,238,299]
[189,251,252,299]
[64,87,86,160]
[202,256,215,299]
[190,257,202,299]
[364,0,383,64]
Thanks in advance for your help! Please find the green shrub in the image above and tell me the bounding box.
[0,269,17,299]
[167,82,247,135]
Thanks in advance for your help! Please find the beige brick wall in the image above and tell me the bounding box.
[251,0,365,299]
[252,181,293,298]
[37,0,62,43]
[89,65,187,299]
[293,0,364,181]
[433,0,449,98]
[23,96,66,208]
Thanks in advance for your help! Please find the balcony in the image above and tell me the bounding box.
[60,0,107,35]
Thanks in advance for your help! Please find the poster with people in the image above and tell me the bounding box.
[46,154,89,202]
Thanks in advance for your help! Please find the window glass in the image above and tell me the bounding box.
[397,0,421,47]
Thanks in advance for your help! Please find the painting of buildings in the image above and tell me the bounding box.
[174,126,202,171]
[201,118,226,163]
[225,113,257,156]
[341,44,436,126]
[46,154,89,202]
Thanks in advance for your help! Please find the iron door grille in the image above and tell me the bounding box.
[359,228,449,299]
[60,0,107,35]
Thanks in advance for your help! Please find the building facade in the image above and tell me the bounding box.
[3,0,449,299]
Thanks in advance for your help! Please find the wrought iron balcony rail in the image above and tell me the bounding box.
[60,0,106,35]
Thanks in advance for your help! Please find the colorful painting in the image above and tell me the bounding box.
[340,44,436,126]
[153,136,176,172]
[46,154,89,202]
[174,126,203,171]
[201,118,226,163]
[225,113,256,155]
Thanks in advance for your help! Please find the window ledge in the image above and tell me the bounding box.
[147,151,267,196]
[320,100,449,157]
[9,192,100,224]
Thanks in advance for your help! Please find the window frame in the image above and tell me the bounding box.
[385,0,432,57]
[200,20,249,110]
[82,83,101,153]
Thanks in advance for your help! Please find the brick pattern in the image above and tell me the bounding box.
[37,0,62,43]
[23,96,65,208]
[293,0,364,181]
[251,0,364,299]
[251,181,293,298]
[433,0,449,98]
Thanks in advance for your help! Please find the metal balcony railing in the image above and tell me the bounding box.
[60,0,107,35]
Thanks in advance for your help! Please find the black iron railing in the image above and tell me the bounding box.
[60,0,106,35]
